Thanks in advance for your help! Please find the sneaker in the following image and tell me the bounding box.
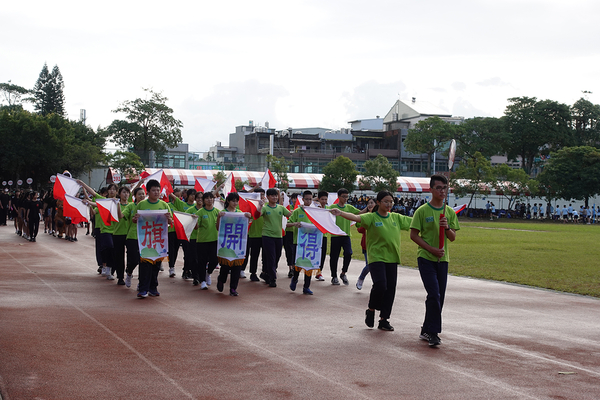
[125,274,132,288]
[97,266,103,275]
[169,267,176,278]
[240,270,246,279]
[259,272,268,282]
[107,274,115,281]
[315,274,325,281]
[378,320,394,331]
[101,267,108,276]
[149,290,160,297]
[193,279,199,286]
[269,280,277,288]
[428,334,441,347]
[356,278,364,290]
[290,277,298,291]
[137,291,148,298]
[229,289,239,296]
[340,274,349,285]
[419,331,431,341]
[117,279,125,286]
[217,279,224,292]
[206,274,212,286]
[365,309,375,328]
[302,287,313,295]
[200,281,208,290]
[288,269,294,278]
[250,273,260,282]
[331,277,340,285]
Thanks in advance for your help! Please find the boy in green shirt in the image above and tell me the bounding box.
[241,188,265,282]
[287,190,317,295]
[410,174,459,347]
[258,188,291,287]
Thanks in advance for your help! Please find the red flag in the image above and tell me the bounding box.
[53,174,81,200]
[453,204,467,214]
[63,194,90,224]
[142,170,173,202]
[195,178,216,193]
[302,206,346,236]
[96,198,119,226]
[260,169,277,189]
[327,193,339,206]
[239,193,261,219]
[222,173,236,195]
[173,211,198,241]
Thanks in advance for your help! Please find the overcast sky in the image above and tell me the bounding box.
[3,0,599,154]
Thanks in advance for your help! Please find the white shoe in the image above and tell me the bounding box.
[240,270,246,279]
[356,278,364,290]
[102,267,108,276]
[316,274,325,281]
[169,267,176,278]
[206,274,212,286]
[200,281,208,290]
[125,274,132,288]
[107,273,115,280]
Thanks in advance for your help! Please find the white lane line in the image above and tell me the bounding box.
[1,248,196,400]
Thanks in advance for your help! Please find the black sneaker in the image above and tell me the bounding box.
[419,331,431,341]
[269,280,277,288]
[365,309,375,328]
[217,280,224,292]
[288,269,294,278]
[378,320,394,331]
[250,273,260,282]
[117,279,125,286]
[193,279,199,286]
[428,333,441,347]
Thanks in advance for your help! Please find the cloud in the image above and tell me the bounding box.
[177,80,289,153]
[343,80,407,120]
[452,82,467,91]
[477,77,511,87]
[452,98,493,118]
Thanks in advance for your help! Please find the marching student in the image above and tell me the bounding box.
[131,179,173,298]
[170,188,196,279]
[123,187,146,288]
[287,190,317,295]
[410,174,460,347]
[241,187,265,282]
[112,186,131,285]
[216,192,252,296]
[257,188,291,287]
[194,191,220,290]
[331,191,412,332]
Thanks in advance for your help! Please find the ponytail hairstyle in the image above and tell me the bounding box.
[372,191,393,214]
[132,187,145,203]
[224,192,240,210]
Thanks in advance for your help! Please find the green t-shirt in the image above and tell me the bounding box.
[195,207,219,243]
[261,204,291,238]
[248,215,264,239]
[288,207,312,244]
[328,203,361,236]
[112,201,131,236]
[360,212,412,264]
[410,203,460,263]
[122,202,138,240]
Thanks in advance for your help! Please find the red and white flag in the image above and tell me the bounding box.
[239,193,261,219]
[96,198,120,225]
[63,194,90,224]
[453,204,467,214]
[243,184,253,191]
[173,211,198,241]
[195,178,216,193]
[213,198,225,211]
[53,174,81,200]
[142,169,173,201]
[282,192,290,210]
[327,193,339,206]
[260,169,277,189]
[302,206,346,236]
[222,173,236,195]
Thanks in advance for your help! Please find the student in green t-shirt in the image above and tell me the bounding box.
[123,187,146,288]
[287,190,318,295]
[112,186,132,286]
[257,188,291,287]
[194,191,220,289]
[327,188,367,286]
[131,179,173,298]
[331,191,412,332]
[410,174,459,347]
[241,187,265,282]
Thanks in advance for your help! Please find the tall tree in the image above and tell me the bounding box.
[319,156,358,193]
[404,116,455,176]
[33,63,66,116]
[503,97,571,175]
[266,154,291,191]
[107,151,145,178]
[570,98,600,147]
[491,164,538,210]
[450,151,495,213]
[362,154,399,193]
[454,117,507,160]
[0,81,31,107]
[106,88,183,166]
[537,146,600,208]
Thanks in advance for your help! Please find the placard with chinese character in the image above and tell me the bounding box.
[137,210,169,262]
[217,212,249,261]
[295,222,323,270]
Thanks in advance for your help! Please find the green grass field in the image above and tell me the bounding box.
[346,219,600,298]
